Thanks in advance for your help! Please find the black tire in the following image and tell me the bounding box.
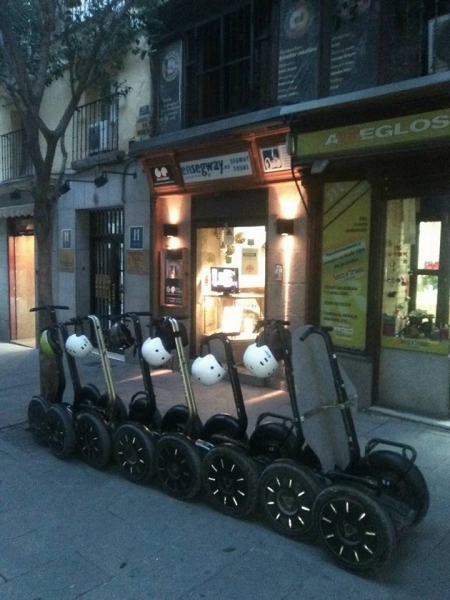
[201,414,248,443]
[161,405,203,438]
[28,396,51,446]
[156,433,202,500]
[202,444,259,518]
[76,412,111,470]
[358,450,430,526]
[259,459,320,539]
[314,484,396,572]
[46,404,77,460]
[113,422,156,484]
[249,422,297,461]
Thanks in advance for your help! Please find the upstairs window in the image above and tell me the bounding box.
[184,0,274,126]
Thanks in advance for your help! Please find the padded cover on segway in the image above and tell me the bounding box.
[291,326,358,472]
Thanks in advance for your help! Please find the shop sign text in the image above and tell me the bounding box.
[180,152,252,184]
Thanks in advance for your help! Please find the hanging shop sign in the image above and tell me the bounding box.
[293,108,450,162]
[180,151,252,184]
[320,180,371,351]
[260,144,292,173]
[148,163,177,187]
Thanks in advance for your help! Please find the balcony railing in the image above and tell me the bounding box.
[0,129,33,182]
[72,94,120,162]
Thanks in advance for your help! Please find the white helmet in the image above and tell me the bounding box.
[141,336,171,367]
[243,343,279,378]
[191,354,226,386]
[65,333,93,358]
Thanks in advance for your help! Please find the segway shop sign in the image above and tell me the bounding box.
[180,151,252,184]
[293,108,450,160]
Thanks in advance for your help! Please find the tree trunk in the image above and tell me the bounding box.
[34,186,59,400]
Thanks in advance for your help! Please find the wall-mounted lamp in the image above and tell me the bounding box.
[94,170,137,188]
[59,179,94,195]
[10,189,26,200]
[163,223,178,238]
[310,159,329,174]
[94,173,108,188]
[276,218,294,236]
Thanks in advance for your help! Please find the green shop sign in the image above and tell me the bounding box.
[294,108,450,160]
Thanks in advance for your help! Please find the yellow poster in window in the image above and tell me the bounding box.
[320,181,371,350]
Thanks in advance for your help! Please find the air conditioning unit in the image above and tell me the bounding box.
[88,119,114,155]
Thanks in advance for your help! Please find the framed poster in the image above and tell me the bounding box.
[160,248,188,307]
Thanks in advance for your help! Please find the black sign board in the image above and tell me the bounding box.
[329,0,380,96]
[150,164,176,187]
[277,0,321,104]
[160,248,187,307]
[157,41,183,134]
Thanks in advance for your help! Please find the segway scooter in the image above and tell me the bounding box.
[249,320,322,539]
[291,325,430,572]
[28,304,70,445]
[107,312,166,484]
[192,332,261,518]
[44,317,102,460]
[140,315,204,500]
[139,315,262,514]
[69,314,130,470]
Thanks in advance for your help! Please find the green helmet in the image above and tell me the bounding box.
[40,329,59,357]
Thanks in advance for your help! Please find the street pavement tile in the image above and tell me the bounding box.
[0,552,111,600]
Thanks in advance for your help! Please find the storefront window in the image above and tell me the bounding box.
[196,226,266,339]
[381,199,450,354]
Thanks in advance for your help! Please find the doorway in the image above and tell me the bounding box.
[194,224,266,367]
[89,208,124,339]
[8,218,35,346]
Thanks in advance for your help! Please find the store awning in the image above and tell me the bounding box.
[0,203,34,218]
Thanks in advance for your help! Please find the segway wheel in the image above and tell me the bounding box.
[161,405,203,438]
[249,422,297,461]
[313,484,396,572]
[201,414,249,443]
[156,433,202,500]
[113,423,156,484]
[359,450,430,526]
[28,395,51,446]
[46,404,77,460]
[259,459,320,539]
[202,444,259,519]
[76,412,111,470]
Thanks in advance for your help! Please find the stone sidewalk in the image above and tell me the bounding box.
[0,342,450,599]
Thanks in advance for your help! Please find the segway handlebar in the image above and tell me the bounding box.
[110,311,153,321]
[257,318,290,328]
[299,325,333,342]
[30,305,70,313]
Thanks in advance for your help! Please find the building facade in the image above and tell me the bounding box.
[1,0,450,420]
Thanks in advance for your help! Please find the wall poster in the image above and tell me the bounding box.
[329,0,380,95]
[160,248,188,307]
[320,181,371,350]
[157,40,183,134]
[277,0,321,103]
